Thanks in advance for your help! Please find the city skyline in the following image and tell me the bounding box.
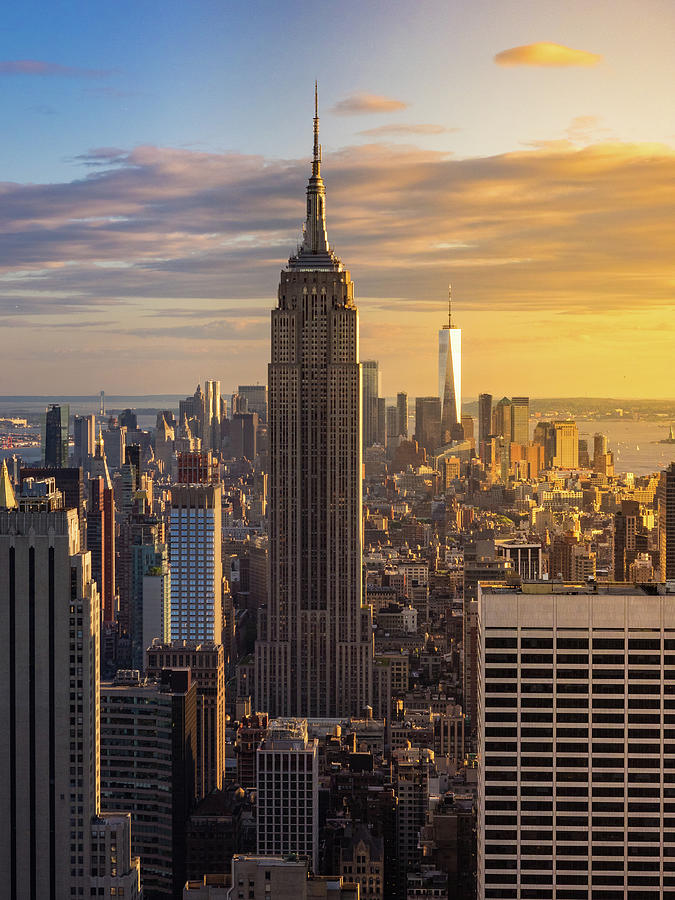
[0,0,673,397]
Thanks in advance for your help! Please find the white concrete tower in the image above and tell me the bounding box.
[255,86,373,718]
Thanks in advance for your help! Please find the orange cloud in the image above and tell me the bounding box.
[331,93,407,115]
[495,42,602,67]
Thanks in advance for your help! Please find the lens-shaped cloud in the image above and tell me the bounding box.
[495,42,602,67]
[331,93,407,115]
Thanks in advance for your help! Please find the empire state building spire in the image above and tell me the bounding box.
[290,84,339,269]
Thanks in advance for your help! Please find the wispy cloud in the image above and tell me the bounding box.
[331,92,407,115]
[359,124,452,137]
[495,42,602,67]
[0,59,112,78]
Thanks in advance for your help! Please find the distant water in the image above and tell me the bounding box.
[1,397,673,477]
[576,419,675,477]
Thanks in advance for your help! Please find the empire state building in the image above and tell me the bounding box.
[255,90,373,717]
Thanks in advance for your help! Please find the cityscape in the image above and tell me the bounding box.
[2,2,675,900]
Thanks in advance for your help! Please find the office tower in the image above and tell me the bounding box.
[510,396,529,445]
[204,380,222,453]
[238,384,268,422]
[177,449,219,484]
[117,510,169,668]
[0,502,141,898]
[119,408,137,430]
[478,582,675,900]
[533,420,556,468]
[100,669,197,898]
[397,391,408,437]
[169,483,223,644]
[438,286,462,445]
[20,465,86,546]
[478,393,493,448]
[460,413,474,442]
[155,411,176,473]
[552,420,579,468]
[102,422,126,471]
[377,396,386,446]
[256,719,319,870]
[180,384,207,444]
[73,413,95,468]
[87,436,116,623]
[491,396,512,441]
[659,462,675,582]
[236,712,269,788]
[147,641,226,796]
[230,412,259,460]
[414,396,441,456]
[394,746,436,881]
[255,90,372,718]
[386,405,399,443]
[362,360,381,448]
[497,540,542,580]
[42,403,69,467]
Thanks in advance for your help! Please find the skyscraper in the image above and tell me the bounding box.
[396,391,408,437]
[362,360,381,448]
[204,379,222,453]
[478,581,675,899]
[255,88,372,718]
[510,396,529,445]
[552,420,579,468]
[256,719,319,871]
[478,393,492,448]
[0,502,141,898]
[414,396,441,456]
[659,462,675,582]
[169,483,223,644]
[73,414,95,468]
[43,403,69,467]
[438,286,462,445]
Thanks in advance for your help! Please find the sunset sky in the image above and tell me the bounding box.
[1,0,674,398]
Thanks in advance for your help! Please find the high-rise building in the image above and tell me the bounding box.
[255,89,372,718]
[237,385,268,422]
[42,403,69,467]
[478,581,675,900]
[20,465,86,546]
[230,412,259,460]
[478,393,493,449]
[362,360,381,448]
[414,397,441,457]
[438,286,462,445]
[102,421,126,471]
[147,640,226,797]
[659,462,675,582]
[552,420,579,468]
[169,483,223,644]
[100,668,197,898]
[0,502,141,898]
[73,413,95,468]
[385,405,399,444]
[491,397,512,441]
[396,391,408,437]
[87,436,116,623]
[177,450,219,484]
[256,719,319,870]
[510,396,529,445]
[204,380,222,453]
[393,746,436,881]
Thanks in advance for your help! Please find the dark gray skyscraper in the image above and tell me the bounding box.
[362,360,380,447]
[478,393,492,447]
[255,88,372,718]
[43,403,69,467]
[397,391,408,437]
